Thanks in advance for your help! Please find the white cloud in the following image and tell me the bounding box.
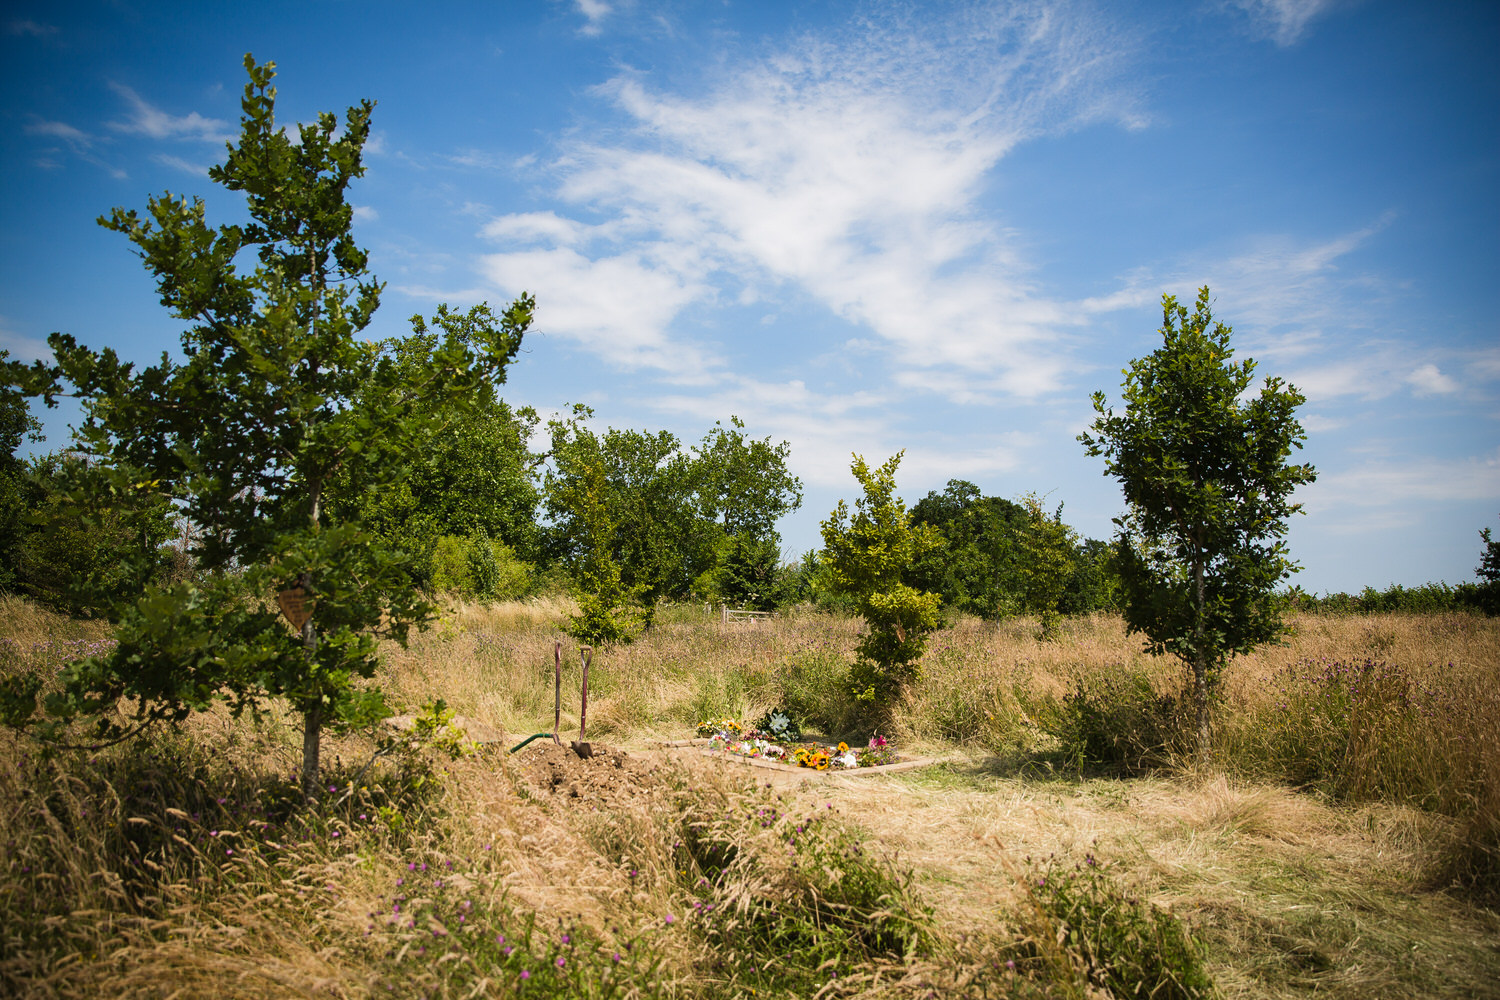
[24,118,93,150]
[1113,215,1465,407]
[481,211,591,247]
[352,205,380,223]
[23,117,126,177]
[1229,0,1345,46]
[478,246,717,376]
[1305,448,1500,517]
[153,153,209,175]
[0,317,53,363]
[575,0,611,37]
[1406,363,1458,397]
[106,82,231,142]
[478,2,1144,397]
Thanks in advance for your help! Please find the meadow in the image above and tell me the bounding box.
[2,594,1496,999]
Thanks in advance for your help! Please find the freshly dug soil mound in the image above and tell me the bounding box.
[511,741,662,806]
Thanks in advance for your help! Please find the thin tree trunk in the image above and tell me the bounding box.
[299,473,322,802]
[299,569,321,801]
[1193,542,1211,759]
[302,698,322,802]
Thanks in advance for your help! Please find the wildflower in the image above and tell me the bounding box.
[664,914,675,925]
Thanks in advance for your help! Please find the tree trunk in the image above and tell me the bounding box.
[1193,657,1211,759]
[302,699,323,802]
[298,559,321,802]
[299,476,324,802]
[1192,539,1212,759]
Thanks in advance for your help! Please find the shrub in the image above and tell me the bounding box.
[1029,667,1186,774]
[430,534,533,599]
[671,777,932,994]
[1012,853,1215,1000]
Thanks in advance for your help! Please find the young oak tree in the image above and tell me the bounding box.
[3,57,532,800]
[820,452,944,715]
[1079,287,1315,755]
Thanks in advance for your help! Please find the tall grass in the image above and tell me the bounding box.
[2,595,1497,996]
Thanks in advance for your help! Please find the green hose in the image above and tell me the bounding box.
[509,732,554,754]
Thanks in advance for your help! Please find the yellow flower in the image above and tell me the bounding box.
[837,742,849,753]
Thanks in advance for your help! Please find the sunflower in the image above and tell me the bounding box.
[837,742,849,753]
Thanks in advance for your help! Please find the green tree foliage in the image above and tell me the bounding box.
[1017,493,1077,640]
[4,57,532,799]
[1059,537,1122,615]
[544,408,702,608]
[706,534,789,612]
[820,452,944,711]
[543,410,802,608]
[1079,287,1316,754]
[1476,515,1500,615]
[323,343,543,583]
[691,417,803,539]
[0,355,41,591]
[545,424,651,646]
[908,479,1118,621]
[10,453,178,616]
[909,480,1028,618]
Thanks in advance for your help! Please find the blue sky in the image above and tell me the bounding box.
[3,1,1496,594]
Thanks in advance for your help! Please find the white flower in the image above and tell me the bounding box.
[836,752,857,768]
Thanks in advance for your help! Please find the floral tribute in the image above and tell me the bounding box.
[693,714,898,770]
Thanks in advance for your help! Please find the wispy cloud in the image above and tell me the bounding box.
[22,117,126,177]
[1098,214,1479,408]
[1305,448,1500,522]
[479,1,1144,396]
[24,118,94,152]
[478,246,717,377]
[106,82,231,142]
[0,317,53,363]
[7,19,57,37]
[152,153,210,175]
[1228,0,1346,46]
[575,0,612,37]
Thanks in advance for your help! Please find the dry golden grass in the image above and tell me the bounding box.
[3,596,1498,999]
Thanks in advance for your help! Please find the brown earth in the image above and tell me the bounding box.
[510,739,665,805]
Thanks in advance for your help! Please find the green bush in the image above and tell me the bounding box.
[672,779,932,995]
[9,453,178,617]
[1014,853,1215,1000]
[429,534,533,599]
[1030,668,1186,774]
